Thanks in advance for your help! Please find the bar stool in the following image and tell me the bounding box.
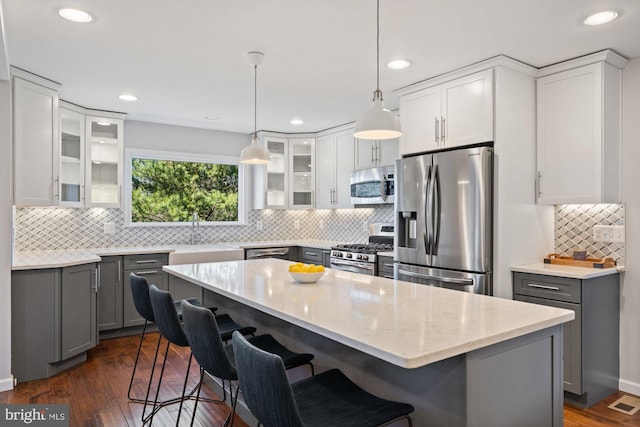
[147,285,256,425]
[181,300,315,427]
[127,273,214,406]
[232,331,414,427]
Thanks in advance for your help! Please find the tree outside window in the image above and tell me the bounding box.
[130,157,239,223]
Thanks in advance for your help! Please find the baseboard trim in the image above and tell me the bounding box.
[0,375,15,392]
[620,378,640,397]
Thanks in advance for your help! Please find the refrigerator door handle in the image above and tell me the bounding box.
[424,164,432,255]
[433,164,441,255]
[397,269,474,287]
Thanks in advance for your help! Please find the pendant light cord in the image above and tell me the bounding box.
[376,0,380,93]
[253,63,258,140]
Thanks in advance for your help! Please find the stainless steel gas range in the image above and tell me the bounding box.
[329,223,394,276]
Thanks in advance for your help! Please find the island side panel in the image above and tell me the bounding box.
[466,325,564,427]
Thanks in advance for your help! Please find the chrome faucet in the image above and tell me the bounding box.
[191,211,200,245]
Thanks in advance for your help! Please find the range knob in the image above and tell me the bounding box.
[346,253,352,259]
[360,254,369,261]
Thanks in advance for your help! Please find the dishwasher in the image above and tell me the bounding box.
[244,247,291,260]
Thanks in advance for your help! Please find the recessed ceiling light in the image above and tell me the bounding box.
[118,94,137,102]
[290,118,304,125]
[386,59,411,70]
[584,11,619,26]
[204,116,219,121]
[58,8,93,23]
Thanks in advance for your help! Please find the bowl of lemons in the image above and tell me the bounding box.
[288,263,325,284]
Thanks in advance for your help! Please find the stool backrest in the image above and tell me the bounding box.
[232,331,305,427]
[129,273,155,323]
[148,285,189,347]
[181,300,238,380]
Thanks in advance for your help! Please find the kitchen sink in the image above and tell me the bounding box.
[169,245,244,265]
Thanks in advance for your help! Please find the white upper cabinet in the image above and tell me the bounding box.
[263,136,288,209]
[354,138,398,169]
[398,69,494,157]
[536,52,626,205]
[12,73,60,206]
[59,107,85,207]
[85,116,124,207]
[316,129,355,209]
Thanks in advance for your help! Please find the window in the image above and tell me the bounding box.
[125,149,246,225]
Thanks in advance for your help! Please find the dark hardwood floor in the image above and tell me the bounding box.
[1,332,639,426]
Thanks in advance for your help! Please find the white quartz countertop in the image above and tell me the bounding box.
[11,240,348,270]
[164,259,574,369]
[511,263,622,279]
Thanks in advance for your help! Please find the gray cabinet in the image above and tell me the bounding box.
[11,263,98,383]
[168,275,203,302]
[376,255,394,279]
[123,254,168,327]
[61,263,98,360]
[98,256,123,331]
[512,272,619,407]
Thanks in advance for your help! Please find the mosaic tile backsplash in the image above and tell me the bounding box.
[14,206,394,251]
[554,204,625,266]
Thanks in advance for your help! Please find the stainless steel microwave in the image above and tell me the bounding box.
[350,165,395,205]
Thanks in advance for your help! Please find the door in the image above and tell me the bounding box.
[395,154,431,267]
[98,256,123,331]
[265,136,288,208]
[394,263,489,294]
[85,116,123,207]
[123,269,167,327]
[13,77,59,206]
[431,146,492,272]
[289,137,315,208]
[399,86,441,156]
[315,134,335,209]
[59,108,85,206]
[354,138,377,169]
[334,131,355,208]
[61,264,97,360]
[441,69,494,148]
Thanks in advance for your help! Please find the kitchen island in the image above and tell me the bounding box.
[165,259,574,427]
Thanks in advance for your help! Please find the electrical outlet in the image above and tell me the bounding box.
[256,220,263,231]
[319,219,324,229]
[294,219,300,230]
[103,222,116,234]
[593,225,625,243]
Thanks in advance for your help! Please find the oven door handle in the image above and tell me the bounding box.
[397,269,473,287]
[330,259,375,271]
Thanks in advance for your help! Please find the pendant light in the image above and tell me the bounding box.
[354,0,401,140]
[240,51,271,164]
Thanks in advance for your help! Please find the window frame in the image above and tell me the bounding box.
[124,148,248,227]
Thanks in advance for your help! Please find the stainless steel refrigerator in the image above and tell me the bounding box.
[394,145,493,294]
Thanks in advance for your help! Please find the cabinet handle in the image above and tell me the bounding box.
[375,144,381,162]
[527,283,560,291]
[435,117,439,144]
[97,265,101,289]
[383,275,394,279]
[441,116,445,145]
[306,252,318,256]
[135,260,158,264]
[134,270,158,275]
[537,171,542,198]
[371,145,375,163]
[54,176,60,201]
[384,263,394,268]
[117,260,121,282]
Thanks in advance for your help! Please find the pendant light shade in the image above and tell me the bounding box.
[354,0,401,140]
[240,51,271,164]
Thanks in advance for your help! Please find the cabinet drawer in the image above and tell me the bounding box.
[377,256,395,277]
[300,247,323,263]
[513,272,581,303]
[123,253,168,270]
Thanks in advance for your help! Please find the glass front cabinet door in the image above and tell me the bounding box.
[265,136,288,209]
[289,137,315,209]
[59,108,85,207]
[85,116,124,207]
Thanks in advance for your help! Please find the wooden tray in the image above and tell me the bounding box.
[544,253,616,269]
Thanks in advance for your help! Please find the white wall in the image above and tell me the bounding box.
[0,79,13,391]
[620,57,640,395]
[124,120,250,155]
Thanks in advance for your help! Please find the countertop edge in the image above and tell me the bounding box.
[511,263,621,279]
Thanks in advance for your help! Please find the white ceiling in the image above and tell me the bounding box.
[2,0,640,135]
